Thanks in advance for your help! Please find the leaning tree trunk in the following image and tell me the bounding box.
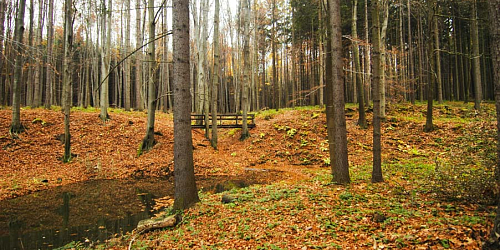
[371,0,384,183]
[10,0,27,135]
[211,0,220,149]
[327,0,350,184]
[139,0,157,154]
[62,0,73,163]
[471,0,482,111]
[172,0,199,211]
[485,0,500,248]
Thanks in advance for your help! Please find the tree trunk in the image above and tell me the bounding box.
[327,0,350,184]
[379,0,388,119]
[123,0,131,111]
[211,0,220,149]
[172,0,199,211]
[140,0,157,153]
[100,0,111,121]
[33,0,43,107]
[62,0,73,163]
[10,0,27,134]
[240,0,251,140]
[486,0,500,248]
[434,11,443,104]
[371,0,383,183]
[424,0,435,132]
[364,0,371,106]
[407,0,415,104]
[44,0,54,109]
[162,2,171,112]
[0,0,7,106]
[471,0,482,110]
[272,0,278,110]
[135,0,144,111]
[352,0,366,128]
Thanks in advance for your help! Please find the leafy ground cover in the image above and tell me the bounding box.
[0,102,497,249]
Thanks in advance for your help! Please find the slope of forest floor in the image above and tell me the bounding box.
[0,102,498,249]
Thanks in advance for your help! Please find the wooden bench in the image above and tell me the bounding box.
[191,114,256,129]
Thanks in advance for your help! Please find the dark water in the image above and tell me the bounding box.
[0,178,173,250]
[0,170,276,250]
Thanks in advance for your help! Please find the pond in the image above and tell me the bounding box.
[0,169,277,250]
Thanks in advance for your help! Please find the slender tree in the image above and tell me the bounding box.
[99,0,111,121]
[352,0,366,128]
[124,0,131,111]
[424,0,436,132]
[172,0,199,210]
[240,0,251,140]
[371,0,383,183]
[326,0,350,184]
[0,0,7,106]
[10,0,27,135]
[135,0,144,111]
[471,0,482,110]
[486,0,500,248]
[44,0,54,109]
[140,0,157,153]
[62,0,73,163]
[211,0,220,149]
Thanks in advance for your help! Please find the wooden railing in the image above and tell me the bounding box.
[191,114,256,129]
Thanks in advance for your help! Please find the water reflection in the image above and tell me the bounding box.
[0,179,173,250]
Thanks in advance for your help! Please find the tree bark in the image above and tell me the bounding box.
[434,10,443,104]
[371,0,383,183]
[10,0,27,134]
[211,0,220,149]
[352,0,366,129]
[486,0,500,248]
[140,0,157,153]
[0,0,7,106]
[62,0,73,163]
[471,0,482,110]
[123,0,131,111]
[99,0,111,121]
[172,0,199,211]
[240,0,251,140]
[327,0,350,184]
[424,0,435,132]
[44,0,54,109]
[32,0,43,107]
[135,0,144,111]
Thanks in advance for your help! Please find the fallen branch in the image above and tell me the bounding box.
[128,214,182,250]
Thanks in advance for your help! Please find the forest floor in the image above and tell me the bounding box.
[0,102,498,249]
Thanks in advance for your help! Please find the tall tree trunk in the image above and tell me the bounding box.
[352,0,366,128]
[10,0,27,134]
[135,0,144,111]
[327,0,350,184]
[364,0,371,106]
[0,0,7,106]
[172,0,199,211]
[162,1,171,112]
[99,0,111,121]
[123,0,131,111]
[62,0,73,163]
[434,10,443,104]
[424,0,435,132]
[271,0,278,110]
[33,0,43,107]
[44,0,54,109]
[371,0,383,183]
[407,0,415,104]
[26,0,34,106]
[486,0,500,248]
[211,0,220,149]
[140,0,157,153]
[471,0,482,110]
[240,0,250,140]
[379,0,388,119]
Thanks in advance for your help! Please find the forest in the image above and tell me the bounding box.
[1,0,500,249]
